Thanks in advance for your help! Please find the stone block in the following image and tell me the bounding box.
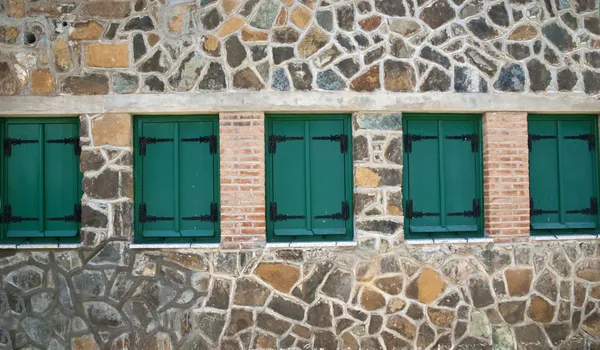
[91,114,132,147]
[31,70,53,95]
[85,43,130,68]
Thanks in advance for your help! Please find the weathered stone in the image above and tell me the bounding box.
[357,219,401,234]
[233,278,269,306]
[86,43,129,68]
[313,45,341,68]
[386,315,416,340]
[288,63,313,90]
[168,51,205,91]
[251,0,280,29]
[534,270,558,301]
[272,27,299,44]
[70,21,103,41]
[257,312,291,335]
[428,308,455,328]
[507,43,530,60]
[195,311,225,343]
[351,65,380,92]
[544,323,571,346]
[316,70,346,91]
[583,312,600,337]
[469,277,494,308]
[468,18,500,39]
[321,269,353,302]
[142,75,165,92]
[336,57,360,78]
[124,16,155,31]
[307,300,332,327]
[573,0,597,13]
[226,309,253,335]
[543,23,576,52]
[583,70,600,94]
[382,331,413,349]
[526,58,551,92]
[509,25,538,40]
[298,27,329,58]
[255,262,300,293]
[290,6,312,30]
[206,279,231,309]
[8,266,43,292]
[139,49,170,73]
[384,60,416,92]
[233,68,264,90]
[80,1,131,18]
[585,17,600,35]
[336,4,355,31]
[514,324,551,350]
[62,74,109,95]
[488,3,509,27]
[420,0,455,29]
[225,36,246,68]
[361,287,386,311]
[499,301,526,324]
[198,62,226,91]
[73,270,105,298]
[84,302,123,327]
[493,63,525,92]
[576,260,600,281]
[375,276,403,295]
[465,48,497,77]
[421,66,451,92]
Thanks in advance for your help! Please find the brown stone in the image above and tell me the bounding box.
[222,0,239,13]
[61,74,109,95]
[359,16,382,31]
[219,17,245,37]
[92,114,131,147]
[361,287,386,311]
[276,7,288,26]
[233,68,264,90]
[427,308,455,328]
[148,33,160,47]
[241,28,268,41]
[54,40,73,72]
[505,268,533,297]
[291,6,312,29]
[498,301,526,324]
[254,333,277,349]
[293,325,310,338]
[203,35,221,56]
[255,263,300,293]
[384,59,416,92]
[85,43,130,68]
[386,315,416,340]
[31,70,53,95]
[72,335,98,350]
[544,323,572,346]
[298,27,330,58]
[351,65,380,92]
[590,286,600,299]
[8,0,25,17]
[576,260,600,282]
[167,6,188,34]
[0,26,19,44]
[375,276,403,295]
[341,333,359,350]
[0,62,20,96]
[70,21,104,41]
[233,278,269,306]
[355,167,380,187]
[583,312,600,337]
[528,295,555,323]
[80,1,131,19]
[164,252,209,271]
[508,25,538,40]
[416,268,446,303]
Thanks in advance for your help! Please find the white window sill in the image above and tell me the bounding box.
[0,243,81,249]
[405,237,493,245]
[531,234,599,241]
[129,243,221,249]
[266,241,357,248]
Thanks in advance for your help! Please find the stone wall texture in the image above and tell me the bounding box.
[0,0,599,96]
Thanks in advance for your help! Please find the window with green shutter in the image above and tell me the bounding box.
[528,115,599,235]
[134,116,219,244]
[402,114,483,239]
[1,118,82,244]
[266,115,353,243]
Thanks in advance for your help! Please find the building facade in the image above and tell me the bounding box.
[0,0,600,348]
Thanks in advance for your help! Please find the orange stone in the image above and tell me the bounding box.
[54,40,72,72]
[218,17,245,37]
[70,21,104,41]
[508,25,538,41]
[359,16,382,31]
[72,335,98,350]
[85,42,129,68]
[241,27,268,41]
[527,295,554,323]
[280,0,293,6]
[417,268,446,303]
[203,35,220,54]
[255,263,300,293]
[168,12,185,33]
[222,0,239,14]
[291,6,312,30]
[276,7,288,26]
[8,0,25,17]
[31,70,54,95]
[351,65,380,92]
[361,287,386,311]
[505,268,533,297]
[355,167,380,187]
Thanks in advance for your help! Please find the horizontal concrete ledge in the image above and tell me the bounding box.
[130,243,221,249]
[531,234,599,241]
[0,243,80,249]
[405,237,494,245]
[0,92,598,116]
[265,241,358,248]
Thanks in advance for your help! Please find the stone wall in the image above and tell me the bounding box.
[0,0,599,96]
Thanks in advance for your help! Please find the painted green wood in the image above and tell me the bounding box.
[134,116,219,243]
[266,114,353,242]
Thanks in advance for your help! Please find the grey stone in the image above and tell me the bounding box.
[8,266,43,292]
[124,16,154,31]
[315,331,338,349]
[73,270,105,297]
[195,312,225,343]
[421,67,451,92]
[317,10,334,32]
[272,67,290,91]
[233,68,264,90]
[257,312,291,335]
[268,295,304,320]
[139,49,170,73]
[364,46,385,65]
[206,279,231,309]
[469,277,494,307]
[375,0,405,16]
[514,324,551,350]
[527,59,551,92]
[543,23,576,52]
[382,331,413,349]
[84,302,124,327]
[337,5,355,31]
[557,69,577,91]
[390,37,415,59]
[420,0,455,29]
[250,0,280,29]
[169,51,205,91]
[233,278,268,306]
[457,337,491,349]
[488,3,509,27]
[336,33,356,52]
[573,0,597,12]
[455,66,487,92]
[112,73,138,94]
[356,113,402,130]
[31,292,53,313]
[273,27,299,43]
[584,17,600,35]
[583,70,600,94]
[459,0,483,19]
[493,63,525,92]
[336,57,361,78]
[468,18,500,40]
[142,75,165,92]
[202,8,222,30]
[133,33,146,62]
[585,51,600,69]
[251,45,267,61]
[316,70,346,91]
[507,43,530,60]
[198,62,227,90]
[384,137,403,164]
[322,269,354,302]
[22,317,52,345]
[57,274,74,311]
[226,308,253,335]
[357,220,400,234]
[420,46,451,69]
[272,47,294,65]
[308,300,332,327]
[288,63,313,91]
[225,36,246,68]
[465,48,497,77]
[89,241,127,266]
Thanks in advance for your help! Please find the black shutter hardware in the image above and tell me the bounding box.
[312,134,348,153]
[181,135,217,154]
[138,137,174,156]
[445,134,479,152]
[47,204,82,222]
[564,134,595,151]
[268,135,304,154]
[528,134,556,152]
[269,202,306,221]
[405,200,440,219]
[403,134,438,153]
[529,198,559,216]
[47,137,81,156]
[2,205,38,223]
[4,138,39,157]
[138,203,174,223]
[566,197,598,215]
[447,199,481,217]
[314,201,350,220]
[182,202,218,222]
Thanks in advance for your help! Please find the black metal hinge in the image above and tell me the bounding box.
[403,134,438,153]
[47,137,81,156]
[269,202,306,221]
[181,135,217,154]
[138,137,174,156]
[528,134,556,152]
[48,204,82,222]
[314,201,350,220]
[564,134,595,151]
[182,202,218,222]
[566,197,598,215]
[2,205,38,223]
[405,200,440,219]
[4,138,39,157]
[268,135,304,154]
[138,203,174,223]
[446,134,479,152]
[312,134,348,153]
[530,198,558,216]
[447,199,480,217]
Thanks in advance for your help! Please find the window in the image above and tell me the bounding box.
[266,115,353,242]
[134,116,219,244]
[402,114,483,239]
[528,115,599,235]
[1,118,81,244]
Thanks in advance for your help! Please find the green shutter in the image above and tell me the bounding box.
[135,116,219,243]
[267,115,352,242]
[404,115,483,239]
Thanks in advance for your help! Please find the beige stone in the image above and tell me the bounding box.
[508,25,538,41]
[218,17,245,37]
[70,21,104,41]
[168,10,186,34]
[387,297,406,313]
[203,35,220,54]
[79,1,131,19]
[361,287,386,311]
[147,33,160,47]
[222,0,239,14]
[341,333,359,350]
[298,26,330,58]
[8,0,25,17]
[291,6,312,30]
[280,0,294,6]
[54,40,72,72]
[505,268,533,297]
[355,167,380,187]
[583,312,600,337]
[255,262,300,293]
[527,295,554,323]
[72,335,98,350]
[417,267,445,303]
[85,43,130,68]
[164,252,208,271]
[427,308,454,328]
[241,27,268,41]
[31,70,53,95]
[92,114,132,147]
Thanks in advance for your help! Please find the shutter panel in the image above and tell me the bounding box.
[44,122,80,237]
[5,124,42,238]
[179,121,217,237]
[309,119,347,235]
[560,120,597,229]
[270,120,309,236]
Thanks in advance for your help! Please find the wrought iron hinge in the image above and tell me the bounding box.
[447,199,480,217]
[566,197,598,215]
[403,134,438,153]
[405,200,440,220]
[529,198,558,216]
[269,202,306,221]
[181,135,217,154]
[138,137,174,156]
[47,137,81,156]
[314,201,350,220]
[4,138,39,157]
[268,135,304,154]
[564,134,596,151]
[182,202,218,222]
[2,205,38,223]
[446,134,479,152]
[312,134,349,153]
[528,134,556,152]
[47,204,82,222]
[138,203,174,223]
